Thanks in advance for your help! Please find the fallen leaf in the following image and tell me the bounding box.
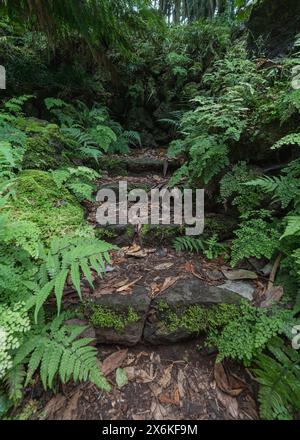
[151,400,167,420]
[135,368,156,383]
[182,262,194,272]
[150,282,161,297]
[222,269,258,281]
[102,349,128,376]
[160,277,180,294]
[124,366,135,381]
[216,389,239,419]
[61,389,82,420]
[116,368,128,388]
[260,286,284,308]
[177,370,185,398]
[148,382,162,398]
[214,363,246,397]
[116,277,143,293]
[173,387,181,406]
[154,262,174,271]
[43,394,67,420]
[159,365,173,389]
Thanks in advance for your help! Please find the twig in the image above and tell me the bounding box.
[267,253,282,291]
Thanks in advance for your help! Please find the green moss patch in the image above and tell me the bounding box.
[9,170,85,241]
[89,304,140,332]
[18,120,74,171]
[157,300,239,334]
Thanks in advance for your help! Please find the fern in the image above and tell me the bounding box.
[173,236,206,253]
[272,133,300,150]
[13,314,111,393]
[231,211,281,267]
[34,236,117,320]
[51,167,100,202]
[253,337,300,420]
[173,234,226,259]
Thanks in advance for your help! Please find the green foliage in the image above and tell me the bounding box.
[231,211,281,266]
[51,167,100,202]
[158,300,239,334]
[220,162,263,212]
[207,301,294,365]
[34,236,117,320]
[0,303,30,380]
[8,170,85,241]
[173,234,227,259]
[253,337,300,420]
[89,305,139,332]
[13,313,110,393]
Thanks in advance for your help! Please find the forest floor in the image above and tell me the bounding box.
[15,149,264,421]
[22,341,258,420]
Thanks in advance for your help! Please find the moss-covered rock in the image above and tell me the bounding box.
[17,118,74,170]
[9,170,85,240]
[89,305,139,332]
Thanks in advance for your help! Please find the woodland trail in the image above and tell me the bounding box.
[16,148,260,421]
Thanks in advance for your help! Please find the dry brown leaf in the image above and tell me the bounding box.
[159,365,173,389]
[154,262,174,271]
[222,269,258,281]
[216,389,239,419]
[177,370,185,398]
[102,349,128,376]
[150,282,161,297]
[113,278,130,288]
[260,286,284,308]
[148,382,162,398]
[135,368,156,383]
[43,394,67,420]
[214,363,246,397]
[116,277,143,293]
[151,400,167,420]
[160,277,180,294]
[61,389,82,420]
[182,262,194,272]
[173,387,181,406]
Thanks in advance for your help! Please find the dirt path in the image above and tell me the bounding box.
[29,341,258,421]
[15,150,260,421]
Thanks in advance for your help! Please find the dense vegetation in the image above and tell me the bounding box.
[0,0,300,421]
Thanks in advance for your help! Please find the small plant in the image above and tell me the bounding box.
[207,301,294,365]
[10,313,110,397]
[230,210,281,267]
[34,236,117,320]
[253,337,300,420]
[173,234,227,259]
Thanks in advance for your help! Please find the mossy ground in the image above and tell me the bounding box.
[157,299,240,334]
[9,170,85,241]
[89,304,140,332]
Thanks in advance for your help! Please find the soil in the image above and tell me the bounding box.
[19,341,258,421]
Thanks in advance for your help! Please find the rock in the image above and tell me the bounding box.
[86,286,151,346]
[217,281,255,302]
[222,269,258,281]
[65,319,97,346]
[143,279,245,345]
[247,0,300,57]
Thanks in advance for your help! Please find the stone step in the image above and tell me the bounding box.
[83,277,253,346]
[99,156,181,176]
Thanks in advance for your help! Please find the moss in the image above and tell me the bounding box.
[95,227,118,240]
[89,304,140,332]
[9,170,85,241]
[157,300,239,334]
[203,215,238,240]
[141,224,182,244]
[98,157,127,176]
[19,120,74,171]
